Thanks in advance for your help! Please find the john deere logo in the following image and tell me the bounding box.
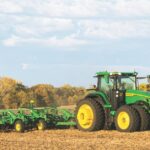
[126,93,134,97]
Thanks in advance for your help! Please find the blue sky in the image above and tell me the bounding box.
[0,0,150,87]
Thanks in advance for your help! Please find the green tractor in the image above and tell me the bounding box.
[75,71,150,132]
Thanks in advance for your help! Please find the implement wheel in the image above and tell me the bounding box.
[132,105,150,131]
[37,119,46,130]
[75,98,105,131]
[14,120,25,133]
[115,105,140,132]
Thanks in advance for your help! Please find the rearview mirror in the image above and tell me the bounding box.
[86,85,97,91]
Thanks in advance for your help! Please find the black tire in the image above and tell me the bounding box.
[75,98,105,131]
[36,119,46,130]
[132,105,150,131]
[92,96,115,130]
[115,105,140,132]
[14,120,25,133]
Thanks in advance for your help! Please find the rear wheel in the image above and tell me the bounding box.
[36,119,46,130]
[115,105,140,132]
[75,98,105,131]
[132,105,150,131]
[14,120,25,133]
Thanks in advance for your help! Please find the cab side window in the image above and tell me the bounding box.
[100,77,113,95]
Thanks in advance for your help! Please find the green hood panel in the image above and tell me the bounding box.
[126,90,150,98]
[126,90,150,104]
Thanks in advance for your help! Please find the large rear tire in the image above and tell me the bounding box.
[115,105,140,132]
[132,105,150,131]
[75,98,105,131]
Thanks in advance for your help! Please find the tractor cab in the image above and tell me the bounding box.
[96,71,138,110]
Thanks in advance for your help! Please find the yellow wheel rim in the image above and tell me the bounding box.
[16,123,21,131]
[117,112,130,130]
[77,104,94,129]
[37,122,44,130]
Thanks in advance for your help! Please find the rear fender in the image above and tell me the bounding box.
[85,92,111,108]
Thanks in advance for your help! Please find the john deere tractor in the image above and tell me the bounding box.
[75,71,150,132]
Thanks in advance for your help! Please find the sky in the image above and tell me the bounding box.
[0,0,150,87]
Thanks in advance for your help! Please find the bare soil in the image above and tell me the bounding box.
[0,129,149,150]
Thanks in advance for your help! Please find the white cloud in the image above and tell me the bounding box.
[0,1,23,13]
[26,1,100,18]
[36,0,150,18]
[1,0,150,47]
[2,18,150,46]
[80,20,150,39]
[115,0,150,17]
[1,15,80,47]
[0,15,74,36]
[14,17,74,37]
[21,63,29,70]
[1,0,150,17]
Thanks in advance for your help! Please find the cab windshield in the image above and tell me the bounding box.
[117,76,136,90]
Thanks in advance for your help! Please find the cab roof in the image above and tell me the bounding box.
[96,71,137,76]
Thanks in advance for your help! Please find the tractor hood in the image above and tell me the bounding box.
[126,89,150,99]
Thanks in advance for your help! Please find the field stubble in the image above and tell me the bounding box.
[0,129,149,150]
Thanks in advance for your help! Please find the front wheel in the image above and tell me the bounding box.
[75,98,105,131]
[115,105,140,132]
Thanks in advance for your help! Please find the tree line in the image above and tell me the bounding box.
[0,77,86,109]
